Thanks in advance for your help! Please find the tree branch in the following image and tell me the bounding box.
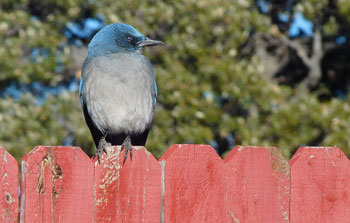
[280,35,312,68]
[281,28,324,89]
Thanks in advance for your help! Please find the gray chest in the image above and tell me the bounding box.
[82,54,156,134]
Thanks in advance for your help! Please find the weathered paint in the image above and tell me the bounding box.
[159,144,226,223]
[94,146,161,223]
[224,146,290,223]
[0,147,18,223]
[290,147,350,223]
[20,146,93,222]
[0,144,348,222]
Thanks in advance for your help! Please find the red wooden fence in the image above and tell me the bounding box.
[0,144,349,222]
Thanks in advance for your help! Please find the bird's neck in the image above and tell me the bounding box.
[88,45,140,58]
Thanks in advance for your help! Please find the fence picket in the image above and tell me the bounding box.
[0,147,18,223]
[94,146,161,223]
[20,146,93,223]
[160,144,226,223]
[225,146,290,223]
[290,147,350,223]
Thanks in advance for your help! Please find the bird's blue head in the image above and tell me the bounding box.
[87,23,163,57]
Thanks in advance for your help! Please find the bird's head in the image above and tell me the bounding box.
[87,23,163,57]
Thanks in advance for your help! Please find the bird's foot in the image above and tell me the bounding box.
[121,135,132,164]
[96,137,111,163]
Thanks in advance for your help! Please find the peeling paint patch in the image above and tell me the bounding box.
[35,154,63,200]
[74,147,77,160]
[98,148,121,199]
[2,173,8,183]
[230,211,240,223]
[132,146,143,150]
[282,211,289,220]
[4,192,13,204]
[3,151,7,163]
[35,156,50,195]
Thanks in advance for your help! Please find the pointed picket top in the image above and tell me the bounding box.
[159,144,226,223]
[290,146,350,223]
[225,146,290,223]
[20,146,93,223]
[0,147,18,223]
[94,146,161,223]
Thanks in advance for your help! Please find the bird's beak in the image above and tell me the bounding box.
[137,38,164,47]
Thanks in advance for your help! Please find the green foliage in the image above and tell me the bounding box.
[0,0,349,162]
[295,0,329,20]
[323,16,338,36]
[0,10,71,86]
[338,0,350,22]
[0,92,94,159]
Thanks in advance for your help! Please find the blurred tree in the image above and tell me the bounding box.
[253,0,350,93]
[0,0,350,162]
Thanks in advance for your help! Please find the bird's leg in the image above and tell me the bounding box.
[96,132,111,163]
[121,135,133,164]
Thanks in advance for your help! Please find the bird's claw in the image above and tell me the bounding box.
[121,135,132,165]
[95,137,111,163]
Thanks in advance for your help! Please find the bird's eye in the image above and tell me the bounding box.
[127,36,133,43]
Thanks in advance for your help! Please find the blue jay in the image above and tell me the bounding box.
[79,23,163,163]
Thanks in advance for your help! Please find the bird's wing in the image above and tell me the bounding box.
[153,78,157,106]
[141,56,157,108]
[79,76,84,106]
[81,101,103,147]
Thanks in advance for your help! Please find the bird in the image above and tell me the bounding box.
[79,23,163,163]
